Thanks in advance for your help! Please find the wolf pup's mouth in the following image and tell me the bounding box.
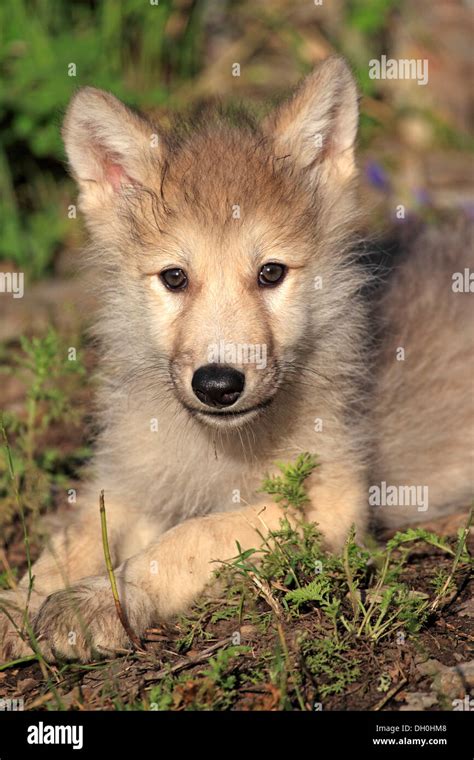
[182,397,274,426]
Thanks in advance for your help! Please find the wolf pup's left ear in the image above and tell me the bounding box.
[263,56,359,187]
[62,87,160,213]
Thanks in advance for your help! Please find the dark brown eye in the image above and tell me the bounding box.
[160,268,188,291]
[258,263,286,287]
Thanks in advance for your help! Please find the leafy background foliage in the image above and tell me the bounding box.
[1,0,472,279]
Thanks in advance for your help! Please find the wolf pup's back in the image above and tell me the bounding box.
[372,217,474,527]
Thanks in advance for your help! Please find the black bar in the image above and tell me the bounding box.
[0,710,471,758]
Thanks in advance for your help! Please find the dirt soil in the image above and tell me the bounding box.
[1,495,472,711]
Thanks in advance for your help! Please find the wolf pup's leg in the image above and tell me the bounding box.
[0,494,167,662]
[24,470,367,662]
[0,513,110,662]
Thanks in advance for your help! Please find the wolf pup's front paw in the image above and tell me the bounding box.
[0,589,47,663]
[32,576,155,662]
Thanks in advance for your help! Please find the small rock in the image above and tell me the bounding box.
[417,658,474,699]
[400,691,438,711]
[417,658,444,678]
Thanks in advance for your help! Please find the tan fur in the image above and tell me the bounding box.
[372,218,474,526]
[1,57,472,662]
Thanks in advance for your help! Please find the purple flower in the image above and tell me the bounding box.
[365,161,390,191]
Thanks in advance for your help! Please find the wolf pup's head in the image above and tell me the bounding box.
[63,57,362,429]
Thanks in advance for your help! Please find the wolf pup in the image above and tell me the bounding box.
[1,57,472,662]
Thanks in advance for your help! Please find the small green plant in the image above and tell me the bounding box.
[0,327,86,525]
[300,635,361,697]
[260,453,318,512]
[147,677,175,712]
[203,646,249,694]
[145,646,250,712]
[1,446,471,711]
[377,672,392,693]
[219,456,472,705]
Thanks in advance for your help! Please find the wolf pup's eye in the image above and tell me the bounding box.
[258,263,286,287]
[160,268,188,291]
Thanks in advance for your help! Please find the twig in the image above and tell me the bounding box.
[28,692,56,710]
[248,571,283,617]
[143,639,230,684]
[99,490,144,653]
[437,620,471,639]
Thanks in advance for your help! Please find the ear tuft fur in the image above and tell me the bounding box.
[62,87,160,194]
[264,57,359,184]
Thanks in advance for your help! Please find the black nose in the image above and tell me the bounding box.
[192,364,245,408]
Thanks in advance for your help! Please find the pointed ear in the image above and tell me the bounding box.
[62,87,160,209]
[263,57,359,185]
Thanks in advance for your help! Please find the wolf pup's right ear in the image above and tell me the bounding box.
[62,87,161,213]
[263,56,359,188]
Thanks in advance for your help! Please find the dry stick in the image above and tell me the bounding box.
[248,571,283,618]
[99,490,145,653]
[143,639,230,684]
